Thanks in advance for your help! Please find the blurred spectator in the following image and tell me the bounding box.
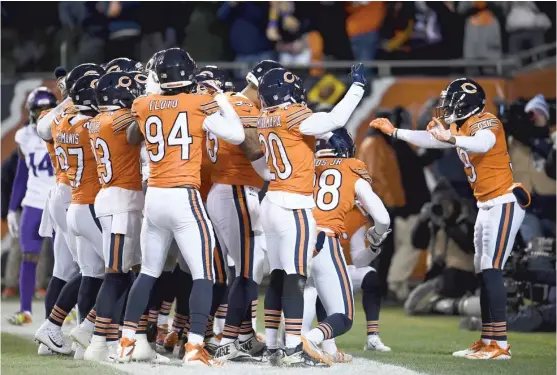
[506,2,551,54]
[301,2,353,61]
[508,95,556,242]
[459,2,502,74]
[217,2,275,75]
[358,111,406,298]
[59,1,107,65]
[183,2,228,61]
[385,107,442,301]
[379,2,415,55]
[1,150,20,295]
[100,1,141,61]
[546,130,556,179]
[345,2,385,70]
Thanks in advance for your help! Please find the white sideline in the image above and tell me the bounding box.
[1,300,425,375]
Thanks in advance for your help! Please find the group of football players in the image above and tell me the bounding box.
[8,44,529,366]
[9,47,393,367]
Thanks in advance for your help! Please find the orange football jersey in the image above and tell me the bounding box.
[454,112,514,202]
[54,109,100,204]
[340,205,372,265]
[257,104,315,196]
[133,92,214,189]
[39,108,69,186]
[206,93,263,189]
[313,157,372,236]
[88,109,142,191]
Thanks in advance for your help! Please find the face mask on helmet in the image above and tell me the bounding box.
[436,79,486,125]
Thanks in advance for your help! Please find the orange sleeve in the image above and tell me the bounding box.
[350,159,373,185]
[112,110,135,132]
[285,106,313,130]
[469,116,501,136]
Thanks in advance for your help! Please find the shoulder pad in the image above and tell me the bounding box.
[350,159,372,185]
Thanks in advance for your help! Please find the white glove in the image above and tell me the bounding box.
[7,210,20,238]
[365,226,392,250]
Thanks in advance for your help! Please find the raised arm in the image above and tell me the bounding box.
[203,93,245,145]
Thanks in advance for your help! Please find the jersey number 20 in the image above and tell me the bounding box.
[145,112,193,162]
[259,132,292,180]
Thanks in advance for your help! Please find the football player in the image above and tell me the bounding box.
[370,78,529,360]
[301,129,390,365]
[35,73,105,355]
[7,87,58,326]
[256,65,365,366]
[115,48,245,366]
[200,63,275,361]
[77,71,147,362]
[104,57,144,73]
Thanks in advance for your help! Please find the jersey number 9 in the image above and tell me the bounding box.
[145,112,193,162]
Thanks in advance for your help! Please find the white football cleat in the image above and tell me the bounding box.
[465,341,511,360]
[34,321,72,355]
[183,342,222,366]
[74,345,86,360]
[37,343,54,356]
[84,335,108,362]
[452,340,486,358]
[328,349,353,363]
[239,335,266,356]
[135,334,170,363]
[213,341,250,362]
[364,335,391,352]
[70,325,92,349]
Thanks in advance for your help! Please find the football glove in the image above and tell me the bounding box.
[199,80,223,95]
[7,210,20,238]
[350,63,366,87]
[365,226,391,250]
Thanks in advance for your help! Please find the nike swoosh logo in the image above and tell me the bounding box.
[48,335,63,348]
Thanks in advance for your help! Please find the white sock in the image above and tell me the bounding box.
[321,339,337,355]
[496,340,508,349]
[239,332,253,342]
[121,328,136,340]
[80,318,95,333]
[481,339,491,345]
[214,318,225,336]
[285,333,301,349]
[187,333,204,345]
[252,317,257,332]
[265,328,278,349]
[305,329,325,346]
[157,314,169,327]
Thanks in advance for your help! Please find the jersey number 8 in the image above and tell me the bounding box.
[259,132,292,180]
[314,168,342,211]
[145,112,193,162]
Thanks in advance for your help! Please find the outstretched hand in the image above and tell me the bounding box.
[369,118,395,136]
[428,117,452,142]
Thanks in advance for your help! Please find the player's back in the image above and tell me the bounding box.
[54,109,100,204]
[207,93,263,189]
[313,157,370,236]
[15,124,55,208]
[89,109,142,191]
[133,92,212,189]
[257,103,316,196]
[455,112,513,202]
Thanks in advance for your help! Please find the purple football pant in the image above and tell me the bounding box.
[19,206,44,314]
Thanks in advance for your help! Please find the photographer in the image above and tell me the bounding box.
[461,237,556,333]
[505,95,556,242]
[404,179,478,315]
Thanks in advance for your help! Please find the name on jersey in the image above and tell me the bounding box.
[56,132,80,145]
[149,99,178,111]
[257,115,281,129]
[315,158,342,167]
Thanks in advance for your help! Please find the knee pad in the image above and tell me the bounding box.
[361,270,379,293]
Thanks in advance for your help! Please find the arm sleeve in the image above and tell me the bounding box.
[350,226,379,267]
[9,155,28,211]
[354,178,390,235]
[202,94,245,145]
[298,84,365,137]
[454,129,496,154]
[251,156,273,181]
[396,129,454,149]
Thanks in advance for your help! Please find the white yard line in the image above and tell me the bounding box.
[1,300,424,375]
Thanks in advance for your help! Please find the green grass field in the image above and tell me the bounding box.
[1,298,555,375]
